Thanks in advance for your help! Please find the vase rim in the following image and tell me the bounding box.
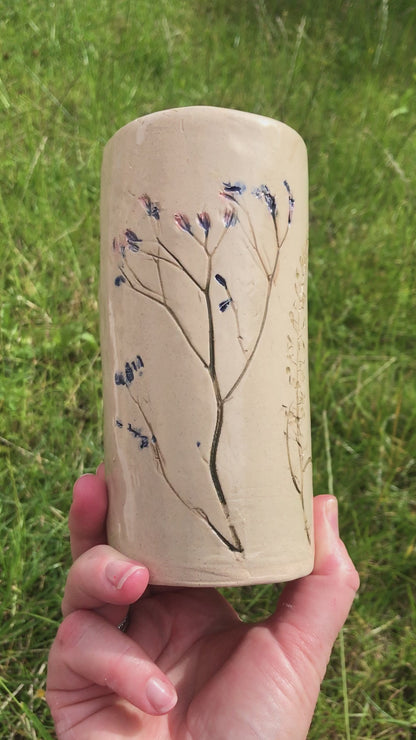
[105,106,305,150]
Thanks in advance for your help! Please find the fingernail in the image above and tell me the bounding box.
[73,474,93,494]
[325,497,339,537]
[105,560,145,590]
[314,497,343,572]
[146,676,177,714]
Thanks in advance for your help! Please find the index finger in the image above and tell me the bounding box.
[69,466,108,560]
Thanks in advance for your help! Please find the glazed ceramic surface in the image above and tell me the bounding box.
[100,106,313,585]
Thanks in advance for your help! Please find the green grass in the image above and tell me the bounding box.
[1,0,415,736]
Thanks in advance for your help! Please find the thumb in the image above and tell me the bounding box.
[268,495,359,694]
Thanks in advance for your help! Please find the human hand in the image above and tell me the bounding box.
[47,467,359,740]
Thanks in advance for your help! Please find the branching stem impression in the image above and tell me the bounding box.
[112,180,307,554]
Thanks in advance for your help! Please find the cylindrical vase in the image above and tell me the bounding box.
[100,106,313,586]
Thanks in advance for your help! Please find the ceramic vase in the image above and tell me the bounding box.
[100,106,313,586]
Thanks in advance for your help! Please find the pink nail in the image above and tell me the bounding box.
[105,560,145,590]
[325,497,339,537]
[146,676,177,713]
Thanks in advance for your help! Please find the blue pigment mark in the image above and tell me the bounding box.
[114,275,126,287]
[125,362,134,384]
[127,422,149,449]
[125,228,139,241]
[125,229,141,252]
[283,180,295,224]
[197,211,211,236]
[139,195,160,220]
[215,274,227,288]
[219,298,232,313]
[174,213,193,234]
[115,418,123,428]
[264,192,276,219]
[223,208,238,228]
[288,199,294,224]
[222,181,246,195]
[115,355,144,387]
[252,185,276,219]
[131,355,145,373]
[151,435,157,444]
[196,441,201,447]
[127,423,141,438]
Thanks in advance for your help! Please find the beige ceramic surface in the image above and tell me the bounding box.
[100,106,313,586]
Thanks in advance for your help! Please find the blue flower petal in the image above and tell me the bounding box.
[219,298,232,313]
[215,273,227,288]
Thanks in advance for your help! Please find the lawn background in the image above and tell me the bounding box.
[1,0,415,737]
